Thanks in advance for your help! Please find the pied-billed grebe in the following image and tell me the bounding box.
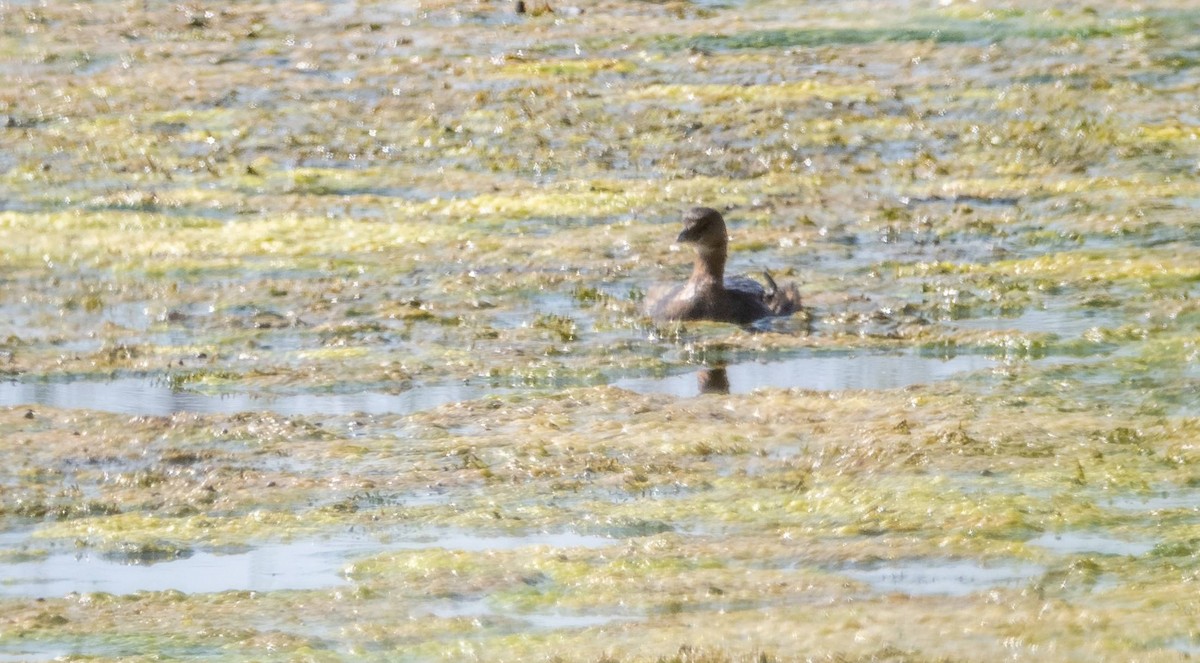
[646,207,801,325]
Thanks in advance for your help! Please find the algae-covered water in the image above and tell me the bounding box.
[2,0,1199,660]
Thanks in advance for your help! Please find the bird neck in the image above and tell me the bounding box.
[690,244,727,287]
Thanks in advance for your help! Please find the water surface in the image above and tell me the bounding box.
[0,540,363,597]
[0,377,495,417]
[1106,490,1200,512]
[2,350,1006,414]
[426,597,636,630]
[841,558,1044,596]
[1028,531,1155,557]
[616,351,1000,397]
[951,305,1122,337]
[0,530,614,598]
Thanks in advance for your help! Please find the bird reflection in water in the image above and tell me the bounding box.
[696,366,730,395]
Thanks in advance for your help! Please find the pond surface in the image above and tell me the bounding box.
[840,559,1045,597]
[1028,531,1156,557]
[0,649,74,663]
[0,529,615,598]
[2,349,1017,414]
[615,350,1002,397]
[424,597,637,630]
[2,0,1198,659]
[949,304,1123,337]
[0,377,497,417]
[0,539,362,597]
[1105,489,1200,512]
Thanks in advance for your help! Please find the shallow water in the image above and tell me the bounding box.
[0,539,363,597]
[841,559,1044,597]
[0,529,615,598]
[1167,638,1200,655]
[3,0,1198,657]
[1028,531,1156,557]
[950,304,1123,337]
[1104,490,1200,512]
[384,530,616,552]
[426,597,636,630]
[0,649,73,663]
[2,349,1009,414]
[615,350,1000,397]
[0,377,496,417]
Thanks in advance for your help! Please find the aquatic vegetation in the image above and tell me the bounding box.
[2,0,1199,660]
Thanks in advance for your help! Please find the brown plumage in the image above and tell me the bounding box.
[646,207,801,325]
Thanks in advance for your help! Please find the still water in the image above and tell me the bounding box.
[0,351,1010,416]
[0,377,492,417]
[0,529,614,598]
[615,350,1001,397]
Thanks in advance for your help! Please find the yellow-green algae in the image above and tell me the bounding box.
[2,0,1200,660]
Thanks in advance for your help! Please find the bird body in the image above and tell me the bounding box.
[646,207,800,325]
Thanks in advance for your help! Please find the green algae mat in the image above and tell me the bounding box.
[2,0,1199,660]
